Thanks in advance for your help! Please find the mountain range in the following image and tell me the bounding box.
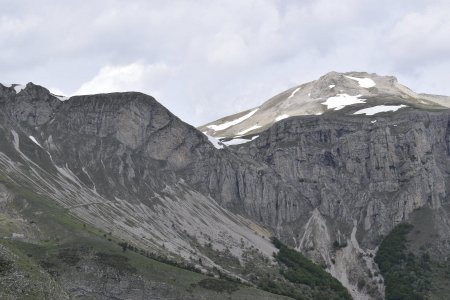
[0,72,449,300]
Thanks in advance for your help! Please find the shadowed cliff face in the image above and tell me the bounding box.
[206,111,450,299]
[233,112,450,243]
[21,88,307,231]
[44,92,210,196]
[1,81,450,299]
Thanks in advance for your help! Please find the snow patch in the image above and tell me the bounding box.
[13,84,26,93]
[237,125,261,135]
[28,136,42,147]
[275,114,289,122]
[353,105,407,116]
[207,109,259,131]
[3,83,26,93]
[202,132,224,149]
[287,87,301,99]
[329,84,335,89]
[322,94,366,110]
[223,135,259,146]
[51,93,70,101]
[345,76,376,88]
[371,120,377,124]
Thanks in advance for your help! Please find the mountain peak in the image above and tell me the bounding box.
[318,71,390,82]
[199,71,450,141]
[0,82,54,99]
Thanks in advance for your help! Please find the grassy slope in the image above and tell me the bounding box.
[0,175,291,300]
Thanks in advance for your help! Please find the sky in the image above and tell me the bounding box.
[1,0,450,126]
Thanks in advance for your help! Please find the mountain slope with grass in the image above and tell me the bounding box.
[0,172,292,300]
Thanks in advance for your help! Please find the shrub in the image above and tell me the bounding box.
[197,278,239,294]
[261,237,352,300]
[57,248,80,266]
[95,252,136,274]
[375,223,429,300]
[0,257,12,274]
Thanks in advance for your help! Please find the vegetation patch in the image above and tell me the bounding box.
[258,238,351,300]
[375,223,431,300]
[196,278,239,293]
[57,248,80,266]
[95,252,136,274]
[0,256,13,274]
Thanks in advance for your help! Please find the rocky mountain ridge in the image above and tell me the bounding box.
[199,71,450,143]
[1,73,450,299]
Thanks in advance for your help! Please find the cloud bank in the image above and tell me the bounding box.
[1,0,449,125]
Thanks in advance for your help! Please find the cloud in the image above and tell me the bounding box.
[386,4,450,66]
[75,63,173,99]
[48,87,66,96]
[207,33,249,66]
[1,0,450,125]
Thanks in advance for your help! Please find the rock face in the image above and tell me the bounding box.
[197,72,450,299]
[237,111,449,239]
[1,72,450,299]
[226,111,450,298]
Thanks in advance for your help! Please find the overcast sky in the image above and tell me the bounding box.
[1,0,450,125]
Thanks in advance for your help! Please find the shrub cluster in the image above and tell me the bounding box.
[195,278,239,293]
[258,238,352,300]
[375,223,430,300]
[0,257,12,274]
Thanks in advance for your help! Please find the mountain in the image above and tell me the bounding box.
[199,71,450,143]
[202,71,450,299]
[1,72,450,300]
[0,82,344,299]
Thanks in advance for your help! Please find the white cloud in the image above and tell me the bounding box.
[48,87,67,96]
[75,63,173,99]
[0,15,39,38]
[386,4,450,64]
[207,33,249,66]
